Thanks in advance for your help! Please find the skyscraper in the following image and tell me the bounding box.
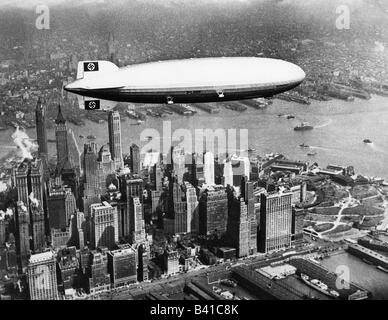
[90,201,119,250]
[227,197,249,258]
[47,186,67,230]
[83,142,99,194]
[129,197,145,243]
[171,146,186,184]
[172,183,187,235]
[191,153,204,187]
[27,251,59,300]
[16,201,30,269]
[259,192,293,253]
[108,111,123,170]
[199,185,228,238]
[14,159,46,253]
[88,249,111,295]
[35,98,48,156]
[136,242,150,282]
[184,182,199,235]
[204,152,215,185]
[107,244,137,288]
[130,144,141,174]
[241,178,257,255]
[31,199,45,252]
[55,105,69,172]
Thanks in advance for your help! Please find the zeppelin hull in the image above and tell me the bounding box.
[64,57,306,108]
[74,80,303,104]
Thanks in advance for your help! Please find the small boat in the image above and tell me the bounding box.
[286,115,295,119]
[294,122,314,131]
[362,258,374,265]
[363,139,372,144]
[277,114,284,117]
[307,151,317,156]
[377,266,388,273]
[299,143,309,148]
[87,135,96,140]
[247,147,256,152]
[79,135,84,139]
[300,273,340,298]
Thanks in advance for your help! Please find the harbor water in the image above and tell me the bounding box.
[1,95,388,179]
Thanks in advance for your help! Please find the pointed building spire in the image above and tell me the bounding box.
[55,104,66,124]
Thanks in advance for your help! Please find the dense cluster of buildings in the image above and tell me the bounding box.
[0,98,310,300]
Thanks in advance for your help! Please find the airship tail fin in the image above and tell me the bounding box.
[76,60,119,80]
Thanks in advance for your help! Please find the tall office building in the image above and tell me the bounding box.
[35,98,48,157]
[199,185,228,238]
[228,197,249,258]
[241,178,257,255]
[184,182,199,235]
[87,250,110,294]
[16,201,30,269]
[191,153,204,187]
[172,182,187,234]
[151,163,163,191]
[259,192,293,253]
[31,199,45,252]
[55,105,69,172]
[107,244,137,288]
[136,242,150,282]
[27,251,59,300]
[64,188,76,224]
[223,159,233,187]
[83,142,99,195]
[129,197,145,243]
[171,146,186,184]
[230,155,250,187]
[0,214,5,246]
[130,144,141,174]
[56,246,79,292]
[88,250,111,295]
[14,159,46,252]
[67,128,81,171]
[47,186,67,230]
[108,111,123,170]
[204,152,215,185]
[90,201,119,250]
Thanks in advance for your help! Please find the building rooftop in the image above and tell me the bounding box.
[29,251,54,264]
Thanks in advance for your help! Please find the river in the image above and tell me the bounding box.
[1,95,388,179]
[320,251,388,299]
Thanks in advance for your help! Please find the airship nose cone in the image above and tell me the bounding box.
[285,61,306,84]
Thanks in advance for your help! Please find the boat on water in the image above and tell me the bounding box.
[299,143,309,148]
[362,258,374,265]
[307,151,317,156]
[300,274,340,299]
[247,147,256,152]
[376,265,388,273]
[294,122,314,131]
[87,135,97,140]
[363,139,372,144]
[79,135,84,139]
[286,114,295,119]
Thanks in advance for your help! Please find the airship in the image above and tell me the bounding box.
[64,57,305,110]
